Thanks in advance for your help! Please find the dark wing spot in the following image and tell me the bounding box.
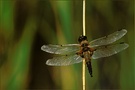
[104,45,108,48]
[118,29,122,31]
[105,35,108,38]
[120,42,125,44]
[94,49,97,51]
[76,52,79,55]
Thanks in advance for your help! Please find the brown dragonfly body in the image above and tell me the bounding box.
[76,36,95,77]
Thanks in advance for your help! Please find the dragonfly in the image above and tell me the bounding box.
[41,29,129,77]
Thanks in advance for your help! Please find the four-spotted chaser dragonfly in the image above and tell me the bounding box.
[41,29,129,77]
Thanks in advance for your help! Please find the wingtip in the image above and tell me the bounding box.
[41,45,46,50]
[118,29,127,32]
[125,43,129,48]
[46,60,49,65]
[46,60,53,66]
[122,29,127,32]
[120,42,129,49]
[118,28,127,31]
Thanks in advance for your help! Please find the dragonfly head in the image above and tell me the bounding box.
[78,35,87,43]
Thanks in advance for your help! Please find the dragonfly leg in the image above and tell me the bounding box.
[90,48,96,52]
[76,51,84,58]
[89,48,96,57]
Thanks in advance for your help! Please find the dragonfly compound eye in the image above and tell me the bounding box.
[78,35,87,43]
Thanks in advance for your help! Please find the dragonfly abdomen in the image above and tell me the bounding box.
[86,61,93,77]
[83,52,93,77]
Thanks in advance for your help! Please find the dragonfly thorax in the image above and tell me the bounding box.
[82,47,90,52]
[80,40,90,52]
[81,43,89,47]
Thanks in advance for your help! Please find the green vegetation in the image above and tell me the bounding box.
[0,0,134,90]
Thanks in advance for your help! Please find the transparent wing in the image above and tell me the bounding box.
[92,42,129,59]
[89,29,127,47]
[41,44,80,54]
[46,54,82,66]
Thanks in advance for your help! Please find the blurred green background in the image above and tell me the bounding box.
[0,0,134,90]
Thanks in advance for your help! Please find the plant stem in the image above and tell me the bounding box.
[83,0,86,36]
[82,0,86,90]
